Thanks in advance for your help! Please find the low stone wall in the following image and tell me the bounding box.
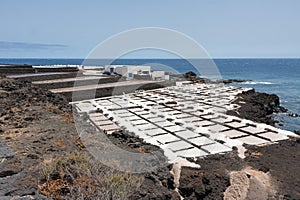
[65,81,175,101]
[34,77,123,90]
[34,67,79,73]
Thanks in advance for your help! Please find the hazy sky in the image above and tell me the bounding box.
[0,0,299,58]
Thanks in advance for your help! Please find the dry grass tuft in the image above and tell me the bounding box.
[39,152,143,200]
[61,113,74,123]
[74,137,85,149]
[54,140,67,148]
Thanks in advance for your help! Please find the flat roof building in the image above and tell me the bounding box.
[104,65,170,80]
[104,65,151,78]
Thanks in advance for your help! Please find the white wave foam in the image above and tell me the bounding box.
[240,81,275,85]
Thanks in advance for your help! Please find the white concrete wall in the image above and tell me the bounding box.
[125,66,150,78]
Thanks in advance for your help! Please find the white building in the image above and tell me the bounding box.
[104,65,170,80]
[151,71,170,80]
[104,65,151,78]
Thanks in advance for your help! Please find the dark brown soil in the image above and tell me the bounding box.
[244,138,300,199]
[178,139,300,199]
[179,151,244,199]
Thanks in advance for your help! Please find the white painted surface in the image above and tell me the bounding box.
[72,83,297,162]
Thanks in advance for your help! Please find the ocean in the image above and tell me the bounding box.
[1,58,299,132]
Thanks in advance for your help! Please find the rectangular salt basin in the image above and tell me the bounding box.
[174,113,192,119]
[145,128,167,136]
[89,112,104,117]
[123,115,141,121]
[117,112,135,118]
[111,109,130,114]
[208,124,230,133]
[93,120,113,126]
[211,117,231,123]
[164,140,193,152]
[166,110,182,115]
[188,137,215,146]
[201,105,214,109]
[176,147,208,157]
[131,119,148,126]
[240,126,265,134]
[201,143,232,154]
[238,136,269,145]
[164,125,186,132]
[148,117,166,123]
[221,129,248,138]
[259,132,289,142]
[153,134,181,144]
[195,120,215,127]
[174,130,200,140]
[89,115,109,122]
[225,121,246,128]
[155,121,175,127]
[99,124,120,131]
[133,110,150,115]
[201,114,217,120]
[136,123,158,130]
[129,108,144,112]
[115,102,136,108]
[183,117,202,123]
[159,108,175,112]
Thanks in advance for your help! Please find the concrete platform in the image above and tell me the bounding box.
[52,80,164,93]
[54,80,171,101]
[32,76,105,84]
[7,72,71,78]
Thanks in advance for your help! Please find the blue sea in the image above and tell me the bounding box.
[1,58,299,132]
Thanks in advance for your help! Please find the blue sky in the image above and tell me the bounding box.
[0,0,299,58]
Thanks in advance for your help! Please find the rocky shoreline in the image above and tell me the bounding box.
[182,71,298,129]
[0,78,299,199]
[226,89,287,126]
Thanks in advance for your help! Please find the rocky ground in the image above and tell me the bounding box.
[0,79,178,199]
[0,79,78,198]
[226,89,287,126]
[0,78,299,199]
[178,137,300,199]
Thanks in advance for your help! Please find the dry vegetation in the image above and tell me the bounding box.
[39,152,143,200]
